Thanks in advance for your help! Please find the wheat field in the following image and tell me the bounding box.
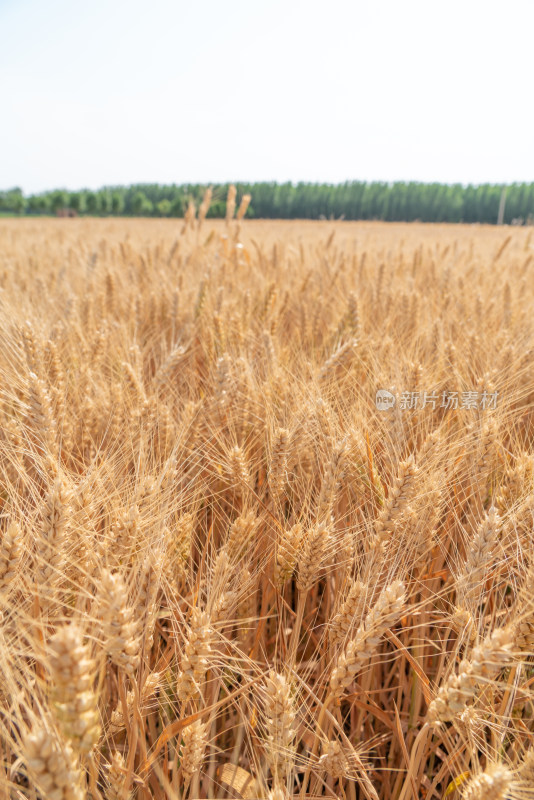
[0,210,534,800]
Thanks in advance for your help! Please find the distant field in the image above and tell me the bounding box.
[2,215,532,252]
[0,216,533,800]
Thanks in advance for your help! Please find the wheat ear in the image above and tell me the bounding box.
[330,581,405,698]
[0,521,22,594]
[180,719,209,784]
[428,627,514,723]
[24,727,84,800]
[263,671,297,785]
[99,570,140,674]
[461,765,513,800]
[176,608,213,705]
[48,623,100,753]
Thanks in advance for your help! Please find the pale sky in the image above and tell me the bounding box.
[1,0,533,194]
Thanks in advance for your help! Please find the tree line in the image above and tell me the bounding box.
[1,181,534,224]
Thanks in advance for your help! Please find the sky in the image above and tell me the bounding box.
[1,0,533,194]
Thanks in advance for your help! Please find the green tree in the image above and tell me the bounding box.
[0,187,26,214]
[49,190,69,214]
[156,199,171,217]
[11,193,26,214]
[207,201,225,218]
[69,192,87,214]
[170,196,185,217]
[85,191,101,215]
[98,190,112,215]
[9,180,534,223]
[132,191,153,216]
[27,194,51,214]
[111,191,125,214]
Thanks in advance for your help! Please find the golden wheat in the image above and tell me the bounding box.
[0,216,532,799]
